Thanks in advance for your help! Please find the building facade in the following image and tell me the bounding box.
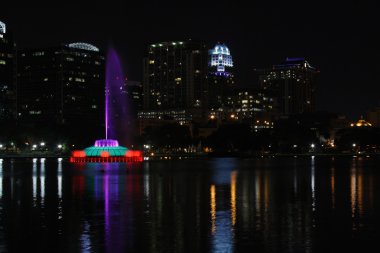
[143,40,208,110]
[257,58,318,117]
[17,42,105,125]
[124,80,143,116]
[0,20,16,120]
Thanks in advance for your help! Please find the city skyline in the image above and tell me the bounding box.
[1,2,379,118]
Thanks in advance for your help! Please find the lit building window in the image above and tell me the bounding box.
[29,111,42,115]
[32,51,45,56]
[75,78,85,82]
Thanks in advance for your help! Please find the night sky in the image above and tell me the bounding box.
[2,1,379,119]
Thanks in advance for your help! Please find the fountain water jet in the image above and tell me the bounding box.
[70,48,142,163]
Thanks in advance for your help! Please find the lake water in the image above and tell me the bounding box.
[0,156,379,252]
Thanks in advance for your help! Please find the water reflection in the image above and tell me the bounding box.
[0,159,3,198]
[57,159,62,199]
[230,170,237,226]
[349,157,370,232]
[32,158,37,204]
[311,156,316,213]
[0,157,378,252]
[210,184,216,234]
[210,158,236,253]
[40,158,45,206]
[331,166,335,209]
[80,221,91,253]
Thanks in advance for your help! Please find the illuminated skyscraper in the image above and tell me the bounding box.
[207,43,235,109]
[257,58,318,116]
[143,40,208,110]
[17,42,105,125]
[0,20,16,120]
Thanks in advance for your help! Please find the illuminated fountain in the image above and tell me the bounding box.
[70,49,142,163]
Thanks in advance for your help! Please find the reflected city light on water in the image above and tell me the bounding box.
[0,158,378,252]
[311,156,316,213]
[210,184,216,234]
[351,159,358,220]
[32,158,37,204]
[143,162,150,210]
[57,159,62,198]
[40,159,45,206]
[80,221,91,253]
[210,159,236,253]
[255,170,261,217]
[0,159,3,198]
[230,170,237,226]
[350,158,365,231]
[57,160,63,220]
[331,166,335,209]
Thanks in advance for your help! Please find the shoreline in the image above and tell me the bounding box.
[0,152,376,160]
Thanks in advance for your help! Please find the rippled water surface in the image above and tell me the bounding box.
[0,157,380,252]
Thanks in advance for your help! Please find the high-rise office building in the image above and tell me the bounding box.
[257,58,318,116]
[0,20,16,120]
[207,43,234,109]
[17,42,105,125]
[142,40,208,110]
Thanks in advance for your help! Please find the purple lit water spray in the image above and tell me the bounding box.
[104,48,131,144]
[105,79,109,140]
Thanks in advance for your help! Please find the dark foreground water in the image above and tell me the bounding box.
[0,157,380,253]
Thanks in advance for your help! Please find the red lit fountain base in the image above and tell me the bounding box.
[70,155,143,163]
[70,139,143,163]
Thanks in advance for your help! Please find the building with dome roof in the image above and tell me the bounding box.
[17,42,105,126]
[207,43,235,109]
[208,43,233,75]
[350,118,372,128]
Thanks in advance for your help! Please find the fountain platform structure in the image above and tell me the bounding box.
[70,48,143,163]
[70,139,142,163]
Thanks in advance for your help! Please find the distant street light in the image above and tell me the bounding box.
[40,142,45,146]
[57,144,63,149]
[352,143,357,147]
[311,143,315,148]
